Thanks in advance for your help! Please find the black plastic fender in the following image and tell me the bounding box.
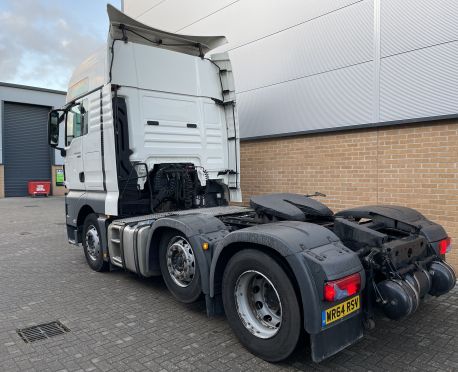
[250,193,334,221]
[209,220,364,335]
[336,205,447,243]
[146,213,229,295]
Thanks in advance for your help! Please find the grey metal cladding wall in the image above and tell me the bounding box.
[178,0,363,51]
[380,42,458,122]
[238,62,374,138]
[231,0,374,93]
[233,0,374,138]
[381,0,458,57]
[137,0,238,31]
[124,0,165,19]
[380,0,458,122]
[3,103,51,196]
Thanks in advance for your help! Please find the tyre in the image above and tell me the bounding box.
[82,213,108,272]
[159,231,202,303]
[222,249,301,362]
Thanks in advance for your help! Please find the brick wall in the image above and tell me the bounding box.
[51,166,67,196]
[240,119,458,270]
[0,165,4,198]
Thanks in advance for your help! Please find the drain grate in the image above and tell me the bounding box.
[17,321,70,343]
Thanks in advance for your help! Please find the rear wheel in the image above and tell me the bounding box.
[159,231,202,303]
[82,214,108,272]
[222,249,301,362]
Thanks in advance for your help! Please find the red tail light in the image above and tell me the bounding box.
[324,273,361,302]
[438,237,451,255]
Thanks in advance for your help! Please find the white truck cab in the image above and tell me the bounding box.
[49,5,240,230]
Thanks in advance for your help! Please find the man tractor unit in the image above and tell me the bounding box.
[48,5,456,363]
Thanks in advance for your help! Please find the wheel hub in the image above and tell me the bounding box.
[85,225,100,262]
[166,237,195,287]
[234,270,282,339]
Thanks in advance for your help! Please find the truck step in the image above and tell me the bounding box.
[111,256,123,266]
[108,224,124,268]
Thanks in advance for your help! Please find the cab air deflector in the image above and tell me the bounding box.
[107,4,227,57]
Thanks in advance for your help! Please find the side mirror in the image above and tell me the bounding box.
[48,109,65,147]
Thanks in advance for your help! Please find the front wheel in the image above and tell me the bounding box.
[222,249,301,362]
[82,214,108,272]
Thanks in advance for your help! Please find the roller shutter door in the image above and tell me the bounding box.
[3,102,51,196]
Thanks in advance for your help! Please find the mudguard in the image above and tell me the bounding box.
[209,221,364,336]
[145,213,229,294]
[250,193,334,221]
[336,205,447,243]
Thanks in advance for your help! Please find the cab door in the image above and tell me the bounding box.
[64,103,86,191]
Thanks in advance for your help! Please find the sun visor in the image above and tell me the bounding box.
[107,4,227,57]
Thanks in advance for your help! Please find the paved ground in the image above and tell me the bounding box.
[0,197,457,372]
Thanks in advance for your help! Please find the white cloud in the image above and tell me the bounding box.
[0,0,109,90]
[57,18,69,29]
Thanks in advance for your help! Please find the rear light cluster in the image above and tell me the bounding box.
[324,273,361,302]
[438,237,452,255]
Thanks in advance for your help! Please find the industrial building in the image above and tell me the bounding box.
[0,83,66,197]
[123,0,458,269]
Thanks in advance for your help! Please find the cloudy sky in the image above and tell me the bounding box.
[0,0,122,91]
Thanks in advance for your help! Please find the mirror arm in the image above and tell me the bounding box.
[57,147,66,157]
[50,145,66,157]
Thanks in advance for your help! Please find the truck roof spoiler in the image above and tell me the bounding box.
[107,4,227,57]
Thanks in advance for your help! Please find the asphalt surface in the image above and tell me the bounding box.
[0,197,457,372]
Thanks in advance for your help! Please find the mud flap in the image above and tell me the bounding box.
[66,225,79,245]
[310,313,363,362]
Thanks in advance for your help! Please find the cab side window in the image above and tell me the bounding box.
[66,100,88,145]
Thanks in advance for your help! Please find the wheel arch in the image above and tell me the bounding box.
[77,205,95,226]
[146,225,180,276]
[211,241,304,323]
[76,205,95,241]
[209,223,331,334]
[145,214,229,294]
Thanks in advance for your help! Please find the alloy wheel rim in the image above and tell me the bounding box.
[234,270,282,339]
[166,236,195,287]
[85,225,100,262]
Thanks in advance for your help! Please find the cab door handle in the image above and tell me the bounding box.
[79,172,85,183]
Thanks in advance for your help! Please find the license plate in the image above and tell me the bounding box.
[322,296,360,327]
